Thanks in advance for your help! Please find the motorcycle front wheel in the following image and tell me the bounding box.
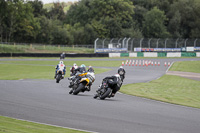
[99,87,111,100]
[73,83,85,95]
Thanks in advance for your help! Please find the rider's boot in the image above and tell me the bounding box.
[68,82,73,88]
[69,89,73,94]
[111,93,115,97]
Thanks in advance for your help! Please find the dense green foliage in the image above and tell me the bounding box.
[0,0,200,45]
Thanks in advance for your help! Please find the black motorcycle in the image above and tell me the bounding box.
[94,79,114,100]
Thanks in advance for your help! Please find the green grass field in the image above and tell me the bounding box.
[0,61,111,80]
[169,61,200,73]
[121,60,200,108]
[120,75,200,108]
[0,116,87,133]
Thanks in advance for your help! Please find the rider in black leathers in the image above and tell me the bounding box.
[87,65,94,73]
[118,66,126,82]
[102,74,122,97]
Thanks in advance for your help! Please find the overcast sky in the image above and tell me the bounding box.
[39,0,78,4]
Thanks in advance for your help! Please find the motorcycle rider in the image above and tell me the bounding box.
[70,63,78,76]
[54,61,66,78]
[118,66,126,82]
[60,52,65,59]
[101,73,122,97]
[68,64,87,88]
[87,65,94,72]
[74,64,86,74]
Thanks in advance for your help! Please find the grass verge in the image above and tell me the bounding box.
[120,75,200,108]
[0,61,111,80]
[0,116,88,133]
[169,61,200,73]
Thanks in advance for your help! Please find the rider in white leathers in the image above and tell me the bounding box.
[54,61,66,78]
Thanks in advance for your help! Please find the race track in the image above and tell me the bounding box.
[0,58,200,133]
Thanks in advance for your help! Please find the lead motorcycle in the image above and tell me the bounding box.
[68,72,95,95]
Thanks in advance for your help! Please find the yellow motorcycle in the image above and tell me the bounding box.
[69,72,95,95]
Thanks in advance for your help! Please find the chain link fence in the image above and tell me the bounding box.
[95,38,200,52]
[0,42,94,49]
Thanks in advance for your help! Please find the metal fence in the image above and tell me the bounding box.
[94,38,200,52]
[0,42,94,49]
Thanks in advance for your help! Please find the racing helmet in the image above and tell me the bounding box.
[119,66,123,69]
[74,65,78,69]
[80,64,86,68]
[73,63,77,66]
[88,66,94,72]
[114,73,121,80]
[59,61,63,64]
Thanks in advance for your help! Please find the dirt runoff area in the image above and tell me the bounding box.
[167,71,200,81]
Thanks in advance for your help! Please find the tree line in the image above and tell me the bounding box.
[0,0,199,45]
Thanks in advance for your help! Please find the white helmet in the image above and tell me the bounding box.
[73,63,77,66]
[74,65,78,69]
[114,74,120,79]
[119,66,123,69]
[59,61,63,64]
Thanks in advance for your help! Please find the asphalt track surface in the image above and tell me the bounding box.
[0,58,200,133]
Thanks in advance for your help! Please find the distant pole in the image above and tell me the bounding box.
[175,38,179,48]
[126,38,131,50]
[131,38,135,52]
[184,38,188,47]
[94,38,99,53]
[165,38,168,49]
[194,39,198,47]
[103,38,107,48]
[148,38,152,48]
[140,38,144,48]
[156,38,160,48]
[122,37,127,48]
[118,38,122,48]
[110,38,114,44]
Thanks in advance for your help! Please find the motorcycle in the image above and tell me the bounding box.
[56,68,64,83]
[68,72,95,95]
[93,79,114,100]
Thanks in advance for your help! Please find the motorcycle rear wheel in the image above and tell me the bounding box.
[56,74,61,83]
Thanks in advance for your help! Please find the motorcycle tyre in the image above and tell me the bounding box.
[73,83,85,95]
[100,88,111,100]
[93,94,98,99]
[56,74,61,83]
